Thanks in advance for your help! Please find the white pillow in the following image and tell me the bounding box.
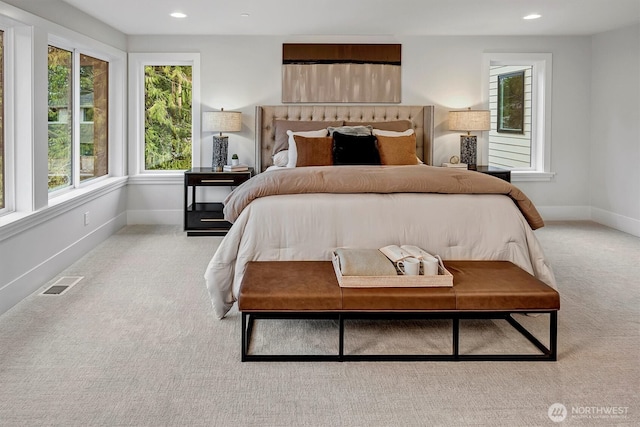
[286,129,329,167]
[272,150,289,167]
[328,125,373,136]
[372,128,415,137]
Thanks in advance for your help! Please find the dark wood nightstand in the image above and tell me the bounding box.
[475,166,511,183]
[184,167,254,236]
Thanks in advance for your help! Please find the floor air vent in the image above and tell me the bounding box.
[41,276,83,295]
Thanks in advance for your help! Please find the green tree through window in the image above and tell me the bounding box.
[48,46,73,191]
[144,65,192,170]
[79,54,109,182]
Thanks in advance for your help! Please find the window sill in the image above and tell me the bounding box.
[127,173,184,185]
[511,171,556,182]
[0,176,128,242]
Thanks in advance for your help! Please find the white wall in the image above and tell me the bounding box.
[590,24,640,236]
[128,34,594,221]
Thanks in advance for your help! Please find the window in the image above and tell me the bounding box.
[0,11,125,228]
[144,65,192,170]
[48,46,109,193]
[497,70,525,134]
[490,66,531,169]
[128,53,201,175]
[482,53,553,180]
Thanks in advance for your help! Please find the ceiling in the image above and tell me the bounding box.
[60,0,640,37]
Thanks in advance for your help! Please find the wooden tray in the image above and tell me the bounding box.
[331,252,453,288]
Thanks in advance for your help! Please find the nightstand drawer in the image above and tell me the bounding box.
[186,203,232,230]
[487,171,511,182]
[186,174,249,186]
[475,166,511,183]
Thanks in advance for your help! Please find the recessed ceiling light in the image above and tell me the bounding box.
[170,12,187,19]
[523,14,542,20]
[240,13,250,18]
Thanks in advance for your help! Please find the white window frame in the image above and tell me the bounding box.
[47,37,115,198]
[482,53,555,181]
[0,22,14,216]
[128,53,201,176]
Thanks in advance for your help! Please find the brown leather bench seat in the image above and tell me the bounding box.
[239,260,559,312]
[238,260,559,362]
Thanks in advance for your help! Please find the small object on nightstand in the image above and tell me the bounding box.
[449,155,460,164]
[442,162,468,168]
[223,164,249,171]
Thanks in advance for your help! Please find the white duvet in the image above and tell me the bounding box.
[204,192,556,319]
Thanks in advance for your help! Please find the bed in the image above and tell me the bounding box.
[204,105,556,319]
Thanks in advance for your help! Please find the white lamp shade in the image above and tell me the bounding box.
[203,110,242,132]
[448,110,491,132]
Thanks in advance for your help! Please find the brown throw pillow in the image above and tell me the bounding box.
[293,135,334,167]
[376,134,419,165]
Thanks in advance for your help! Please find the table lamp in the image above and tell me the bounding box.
[203,109,242,171]
[448,108,490,170]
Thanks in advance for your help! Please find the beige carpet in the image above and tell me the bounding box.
[0,222,638,426]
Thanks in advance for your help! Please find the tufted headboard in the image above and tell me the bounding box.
[255,105,434,173]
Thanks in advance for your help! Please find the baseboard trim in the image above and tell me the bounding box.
[537,206,592,221]
[590,207,640,237]
[537,205,639,236]
[0,212,127,316]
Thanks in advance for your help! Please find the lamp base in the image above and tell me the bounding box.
[212,135,229,171]
[460,135,477,170]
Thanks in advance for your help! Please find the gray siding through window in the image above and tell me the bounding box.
[489,65,533,169]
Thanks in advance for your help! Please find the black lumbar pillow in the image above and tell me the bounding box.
[332,132,381,165]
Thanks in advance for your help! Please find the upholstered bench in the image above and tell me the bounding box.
[239,260,559,362]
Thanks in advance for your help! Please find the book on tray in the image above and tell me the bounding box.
[378,244,436,262]
[223,164,249,171]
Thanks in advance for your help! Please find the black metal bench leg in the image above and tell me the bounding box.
[453,317,460,359]
[339,314,344,361]
[241,312,248,362]
[246,313,255,345]
[241,313,255,362]
[549,311,558,361]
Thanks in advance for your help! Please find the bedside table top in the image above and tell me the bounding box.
[475,165,509,173]
[186,167,254,174]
